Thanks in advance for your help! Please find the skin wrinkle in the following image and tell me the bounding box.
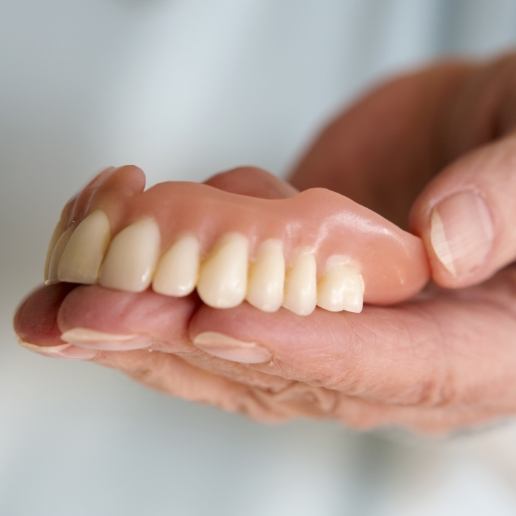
[272,381,339,415]
[401,304,453,408]
[105,350,261,417]
[246,389,302,422]
[179,351,292,393]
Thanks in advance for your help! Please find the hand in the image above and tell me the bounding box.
[15,54,516,435]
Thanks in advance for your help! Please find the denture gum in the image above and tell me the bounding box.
[43,167,430,315]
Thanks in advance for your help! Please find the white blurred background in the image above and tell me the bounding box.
[2,1,516,514]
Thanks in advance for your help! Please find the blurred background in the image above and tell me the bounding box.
[2,1,516,514]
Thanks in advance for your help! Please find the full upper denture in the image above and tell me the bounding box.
[44,166,430,316]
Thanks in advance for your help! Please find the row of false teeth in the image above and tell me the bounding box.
[45,210,364,315]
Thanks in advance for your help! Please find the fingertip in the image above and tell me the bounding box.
[413,189,495,288]
[103,164,147,193]
[13,283,75,346]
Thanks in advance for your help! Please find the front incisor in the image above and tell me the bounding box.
[45,227,74,284]
[317,257,364,313]
[283,249,317,316]
[57,210,111,284]
[152,234,200,296]
[44,218,65,281]
[196,232,248,308]
[99,217,161,292]
[246,239,285,312]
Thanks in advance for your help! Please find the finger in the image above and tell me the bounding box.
[18,283,506,432]
[13,283,76,345]
[410,135,516,288]
[52,284,504,432]
[188,268,516,410]
[12,283,98,359]
[204,166,298,198]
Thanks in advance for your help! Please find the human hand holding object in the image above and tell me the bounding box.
[14,54,516,434]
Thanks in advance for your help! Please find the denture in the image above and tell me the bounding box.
[44,166,430,315]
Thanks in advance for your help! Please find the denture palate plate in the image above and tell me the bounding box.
[196,232,249,308]
[57,210,111,284]
[99,217,161,292]
[43,177,430,313]
[283,248,317,316]
[317,256,364,313]
[152,233,200,296]
[246,239,285,312]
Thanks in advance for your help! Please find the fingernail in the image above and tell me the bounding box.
[430,191,494,276]
[61,327,151,351]
[193,331,272,364]
[18,340,97,360]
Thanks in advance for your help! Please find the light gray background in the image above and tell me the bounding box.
[2,1,516,515]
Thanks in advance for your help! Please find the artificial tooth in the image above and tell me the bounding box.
[196,232,248,308]
[283,249,317,316]
[317,257,364,313]
[246,239,285,312]
[45,227,74,284]
[44,218,65,281]
[152,234,200,296]
[99,217,161,292]
[57,210,111,284]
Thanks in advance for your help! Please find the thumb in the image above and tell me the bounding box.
[410,134,516,288]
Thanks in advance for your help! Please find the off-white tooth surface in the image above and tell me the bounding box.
[317,256,364,313]
[57,210,111,284]
[246,239,285,312]
[99,218,161,292]
[283,249,317,316]
[44,218,65,281]
[152,234,200,296]
[197,233,248,308]
[45,227,74,284]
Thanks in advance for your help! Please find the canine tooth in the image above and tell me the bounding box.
[152,234,200,296]
[99,217,161,292]
[57,210,111,284]
[317,257,364,313]
[283,249,317,316]
[45,227,74,284]
[197,233,248,308]
[246,239,285,312]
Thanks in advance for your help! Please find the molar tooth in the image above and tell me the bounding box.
[99,217,161,292]
[45,227,74,285]
[283,249,317,316]
[152,234,200,296]
[246,239,285,312]
[317,256,364,313]
[197,232,248,308]
[57,210,111,284]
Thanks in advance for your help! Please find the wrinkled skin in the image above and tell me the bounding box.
[14,54,516,435]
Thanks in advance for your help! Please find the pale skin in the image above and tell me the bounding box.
[14,54,516,435]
